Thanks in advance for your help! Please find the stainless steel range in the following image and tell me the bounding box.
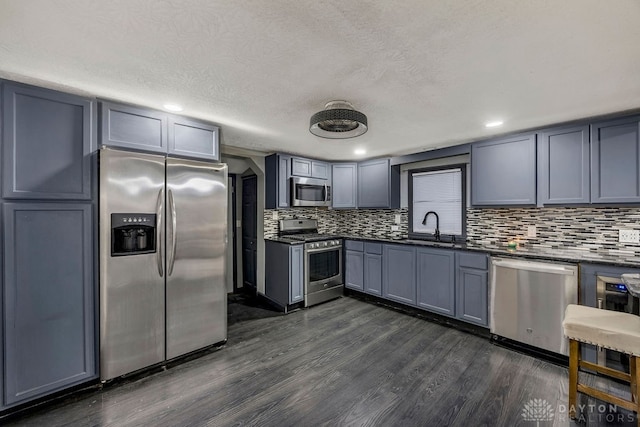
[279,219,343,307]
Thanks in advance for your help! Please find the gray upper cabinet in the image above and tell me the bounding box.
[591,116,640,203]
[2,82,94,200]
[100,101,167,154]
[471,133,537,206]
[537,125,590,205]
[332,163,357,208]
[168,116,220,161]
[311,161,329,179]
[3,203,95,406]
[358,158,400,208]
[416,248,455,316]
[383,244,416,305]
[265,153,291,209]
[291,157,329,179]
[291,158,312,177]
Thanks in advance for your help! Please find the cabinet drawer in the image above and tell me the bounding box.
[364,242,382,254]
[457,252,488,270]
[345,240,364,251]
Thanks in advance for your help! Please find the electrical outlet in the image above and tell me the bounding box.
[619,229,640,243]
[394,214,401,224]
[271,211,278,220]
[391,225,400,232]
[527,225,537,238]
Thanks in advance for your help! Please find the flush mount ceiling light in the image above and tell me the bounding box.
[309,101,368,139]
[485,120,504,128]
[163,103,183,112]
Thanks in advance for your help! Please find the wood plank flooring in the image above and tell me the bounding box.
[3,296,637,426]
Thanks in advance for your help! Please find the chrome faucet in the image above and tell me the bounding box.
[422,211,440,241]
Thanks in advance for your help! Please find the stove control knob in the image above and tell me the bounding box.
[333,240,339,245]
[322,242,328,247]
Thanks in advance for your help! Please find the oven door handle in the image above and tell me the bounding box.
[306,247,342,254]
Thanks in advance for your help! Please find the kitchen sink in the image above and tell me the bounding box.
[402,239,462,248]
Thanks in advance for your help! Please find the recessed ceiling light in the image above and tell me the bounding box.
[163,103,183,112]
[485,120,503,128]
[354,148,366,155]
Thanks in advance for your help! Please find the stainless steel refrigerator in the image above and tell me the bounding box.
[99,147,227,381]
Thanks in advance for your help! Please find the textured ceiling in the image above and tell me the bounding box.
[1,1,639,160]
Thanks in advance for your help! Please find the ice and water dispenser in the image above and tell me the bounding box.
[111,213,156,256]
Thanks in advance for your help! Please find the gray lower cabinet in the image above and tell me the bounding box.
[2,81,94,200]
[2,203,96,407]
[455,252,488,326]
[265,154,291,209]
[537,124,590,205]
[471,133,537,206]
[416,248,455,316]
[168,116,219,161]
[383,244,416,305]
[265,241,304,308]
[364,252,382,296]
[591,116,640,203]
[332,163,357,208]
[345,250,364,291]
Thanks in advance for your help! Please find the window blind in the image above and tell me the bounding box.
[411,168,462,235]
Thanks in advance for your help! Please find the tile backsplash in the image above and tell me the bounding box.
[264,208,408,240]
[466,206,640,258]
[265,205,640,259]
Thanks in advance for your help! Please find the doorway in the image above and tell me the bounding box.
[241,175,258,295]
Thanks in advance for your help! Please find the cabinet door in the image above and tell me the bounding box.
[591,116,640,203]
[3,203,95,406]
[538,125,590,205]
[364,253,382,296]
[278,155,291,208]
[383,245,416,305]
[416,248,455,316]
[289,245,304,303]
[2,82,94,200]
[291,158,312,177]
[345,250,364,291]
[332,163,357,208]
[358,159,390,208]
[456,267,488,326]
[168,117,219,161]
[311,161,329,179]
[100,101,167,153]
[471,133,537,206]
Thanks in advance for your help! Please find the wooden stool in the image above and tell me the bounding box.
[563,304,640,426]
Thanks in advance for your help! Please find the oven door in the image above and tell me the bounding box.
[305,246,343,294]
[291,177,330,207]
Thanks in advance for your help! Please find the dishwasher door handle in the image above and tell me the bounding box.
[491,258,576,275]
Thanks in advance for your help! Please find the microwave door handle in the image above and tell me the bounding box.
[324,183,328,202]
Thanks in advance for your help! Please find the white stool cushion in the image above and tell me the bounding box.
[563,304,640,357]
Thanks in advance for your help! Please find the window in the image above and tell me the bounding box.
[408,165,466,241]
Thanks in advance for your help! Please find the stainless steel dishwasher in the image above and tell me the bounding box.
[490,257,578,355]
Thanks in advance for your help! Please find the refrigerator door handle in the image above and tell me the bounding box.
[156,188,164,277]
[168,189,178,276]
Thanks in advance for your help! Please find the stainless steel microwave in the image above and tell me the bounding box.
[291,177,331,207]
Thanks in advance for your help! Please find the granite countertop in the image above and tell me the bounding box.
[265,235,640,268]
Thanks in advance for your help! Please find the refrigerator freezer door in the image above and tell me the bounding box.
[166,158,227,359]
[99,148,166,380]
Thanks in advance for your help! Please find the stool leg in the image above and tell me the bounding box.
[569,340,578,420]
[631,356,639,427]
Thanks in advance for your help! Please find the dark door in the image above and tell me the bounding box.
[242,175,257,292]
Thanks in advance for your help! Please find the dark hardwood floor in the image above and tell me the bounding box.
[3,296,636,426]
